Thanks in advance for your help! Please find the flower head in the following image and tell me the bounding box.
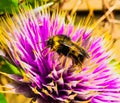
[0,4,120,103]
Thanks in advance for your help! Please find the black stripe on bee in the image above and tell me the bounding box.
[46,34,89,65]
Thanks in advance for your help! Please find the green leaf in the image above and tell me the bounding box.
[109,59,120,74]
[20,0,53,9]
[0,0,19,14]
[0,56,21,75]
[0,93,7,103]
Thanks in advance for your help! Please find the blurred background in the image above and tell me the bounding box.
[0,0,120,103]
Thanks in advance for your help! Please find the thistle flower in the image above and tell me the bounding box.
[0,4,120,103]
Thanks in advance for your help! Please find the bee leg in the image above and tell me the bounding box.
[30,97,37,103]
[71,60,83,73]
[62,56,69,67]
[57,54,65,66]
[41,46,48,53]
[73,65,82,73]
[71,59,75,66]
[57,54,63,61]
[58,55,67,67]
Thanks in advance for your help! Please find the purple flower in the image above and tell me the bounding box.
[0,6,120,103]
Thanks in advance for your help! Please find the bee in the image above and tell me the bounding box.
[46,34,89,66]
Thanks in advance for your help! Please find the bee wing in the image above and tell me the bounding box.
[62,41,72,47]
[63,41,89,58]
[62,41,80,52]
[78,47,90,58]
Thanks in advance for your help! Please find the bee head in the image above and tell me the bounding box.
[46,38,54,48]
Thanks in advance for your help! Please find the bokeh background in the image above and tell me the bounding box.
[0,0,120,103]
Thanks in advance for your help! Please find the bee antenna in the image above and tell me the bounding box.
[41,46,49,53]
[37,40,48,44]
[43,49,53,57]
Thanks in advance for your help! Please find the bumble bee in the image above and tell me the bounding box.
[46,34,89,66]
